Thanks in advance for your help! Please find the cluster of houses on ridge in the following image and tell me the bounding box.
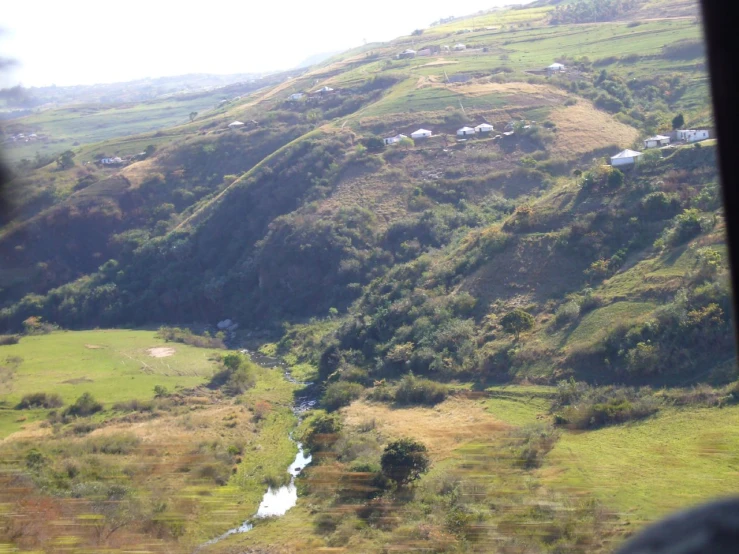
[610,128,712,167]
[98,151,148,166]
[4,132,42,144]
[287,86,335,103]
[397,44,466,59]
[383,122,507,145]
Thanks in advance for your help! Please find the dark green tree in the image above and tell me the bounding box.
[500,309,535,340]
[363,136,386,152]
[381,438,430,486]
[672,113,685,130]
[66,392,103,417]
[189,111,198,122]
[607,168,625,188]
[144,144,156,157]
[57,150,75,170]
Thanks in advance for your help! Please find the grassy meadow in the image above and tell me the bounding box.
[2,92,225,164]
[0,329,303,551]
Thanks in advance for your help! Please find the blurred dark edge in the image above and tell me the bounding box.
[618,1,739,552]
[703,0,739,347]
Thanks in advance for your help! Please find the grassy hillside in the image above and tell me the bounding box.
[0,0,736,551]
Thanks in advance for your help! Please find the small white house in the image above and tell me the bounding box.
[457,126,475,137]
[441,45,451,52]
[475,123,494,134]
[676,129,710,143]
[398,49,417,59]
[644,135,671,149]
[411,128,433,139]
[547,62,566,73]
[453,43,467,51]
[101,157,124,165]
[316,86,334,93]
[611,149,643,167]
[417,48,432,57]
[228,121,245,128]
[288,93,304,101]
[384,134,408,146]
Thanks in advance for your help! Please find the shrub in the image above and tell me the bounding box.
[381,438,430,486]
[394,373,448,406]
[0,335,20,346]
[641,192,681,219]
[71,421,98,435]
[553,301,581,328]
[64,392,103,417]
[16,392,63,409]
[501,309,535,340]
[209,353,257,395]
[112,398,156,412]
[253,400,272,422]
[672,209,704,244]
[322,381,363,411]
[554,384,660,430]
[85,433,140,454]
[156,326,225,349]
[508,424,560,469]
[303,412,343,451]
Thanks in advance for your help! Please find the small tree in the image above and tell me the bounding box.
[65,392,103,417]
[57,150,75,170]
[500,309,535,340]
[144,144,156,157]
[672,113,685,130]
[381,438,430,486]
[572,169,582,184]
[363,136,386,152]
[189,111,198,122]
[399,137,415,150]
[153,385,169,398]
[607,168,624,189]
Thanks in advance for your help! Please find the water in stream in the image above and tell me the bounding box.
[200,349,316,548]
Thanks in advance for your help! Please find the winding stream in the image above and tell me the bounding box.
[201,349,316,548]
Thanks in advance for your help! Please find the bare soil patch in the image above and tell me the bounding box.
[147,347,175,358]
[84,344,103,349]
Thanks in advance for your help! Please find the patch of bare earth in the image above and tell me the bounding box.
[147,347,175,358]
[342,397,509,460]
[549,102,639,157]
[319,169,415,228]
[459,235,591,306]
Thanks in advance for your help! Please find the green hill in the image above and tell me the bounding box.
[0,1,736,551]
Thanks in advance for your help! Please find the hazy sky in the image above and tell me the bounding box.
[1,0,527,88]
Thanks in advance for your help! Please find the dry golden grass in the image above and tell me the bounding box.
[549,102,639,157]
[120,156,158,187]
[342,397,509,460]
[452,81,568,100]
[422,59,460,67]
